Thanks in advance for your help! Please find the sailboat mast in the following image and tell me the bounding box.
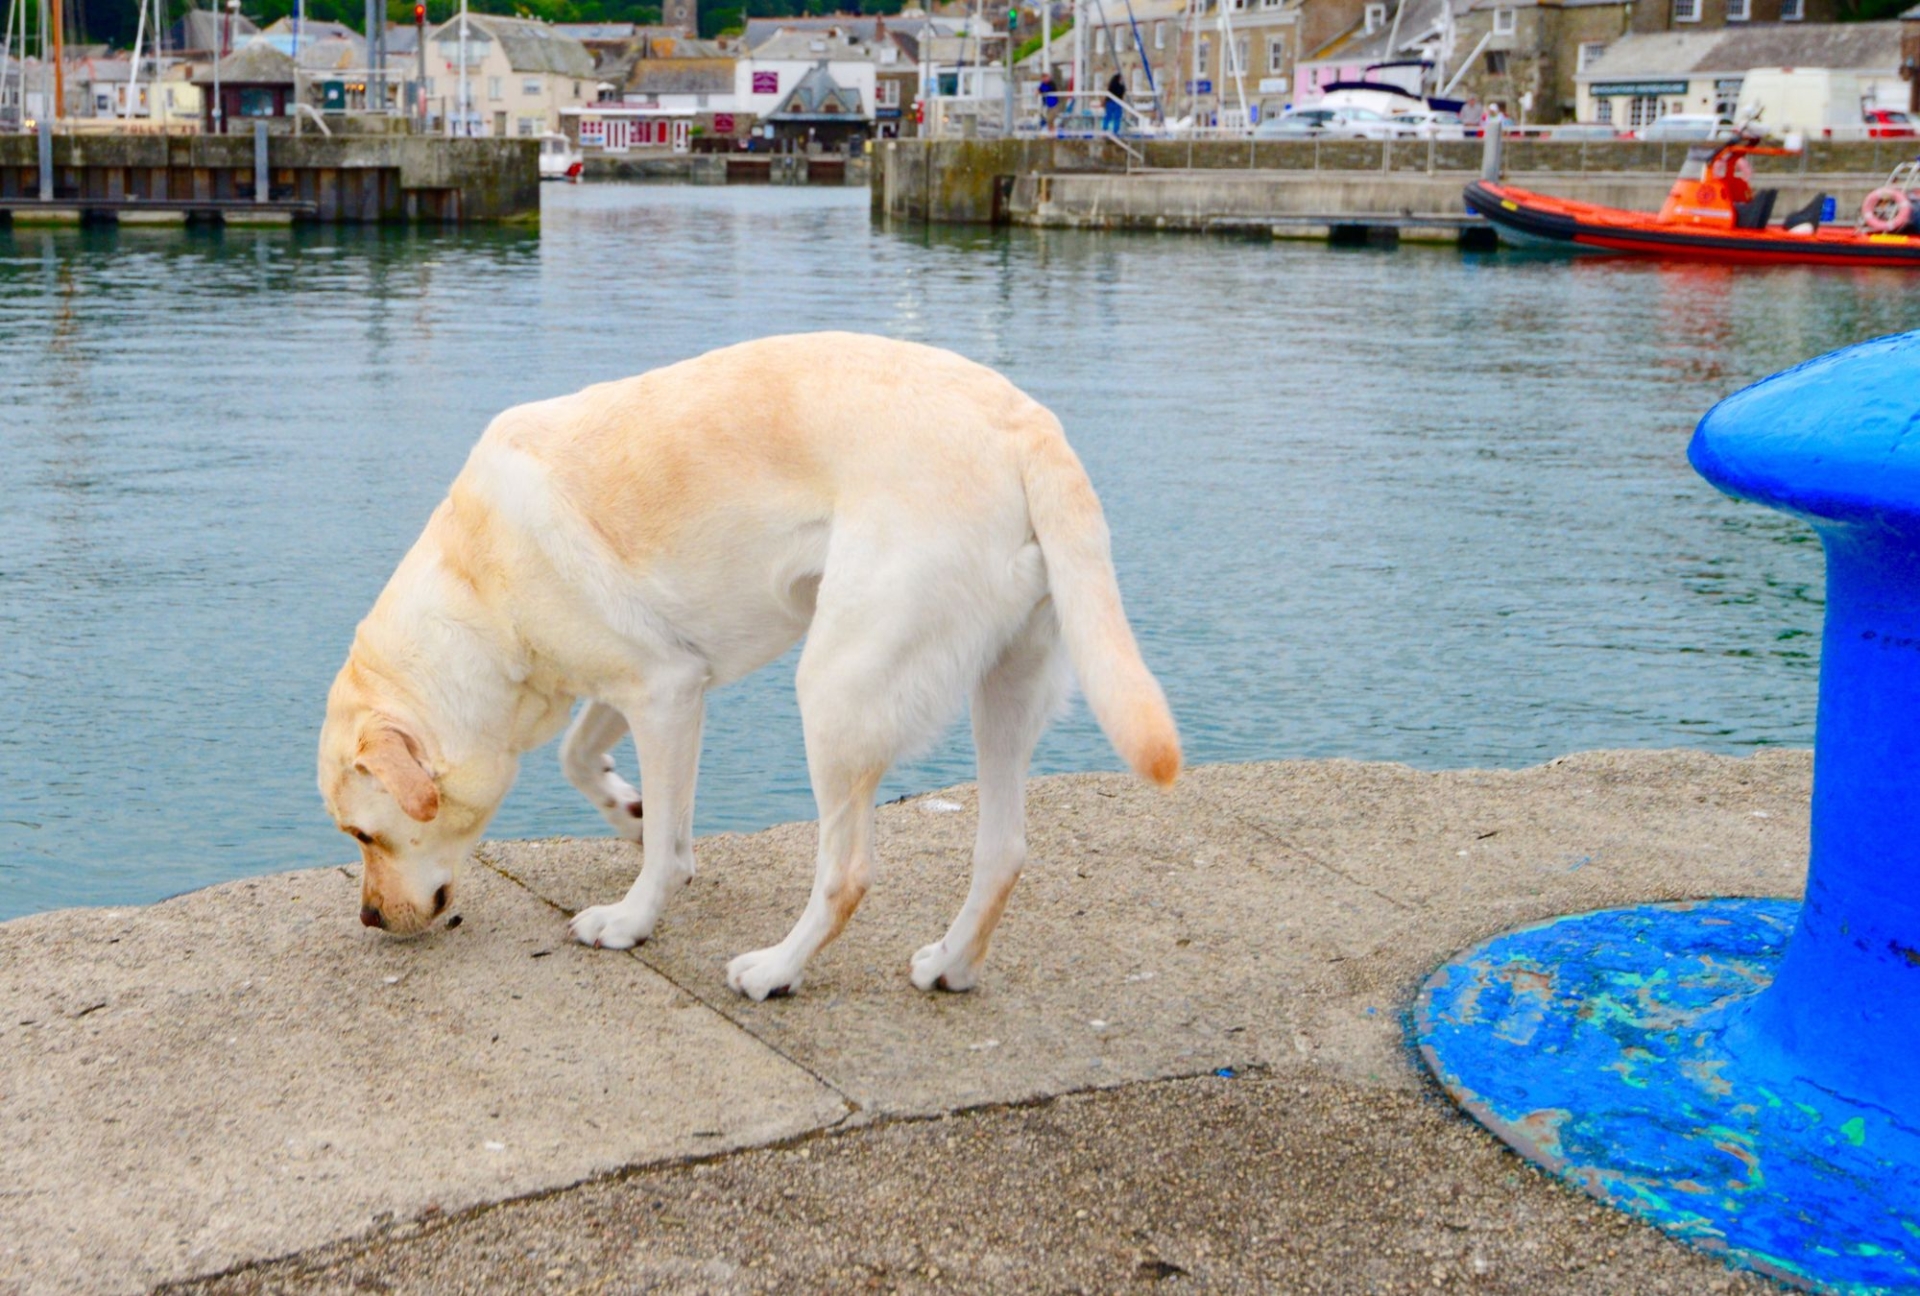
[48,0,60,120]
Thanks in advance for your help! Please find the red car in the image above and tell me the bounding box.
[1865,108,1917,139]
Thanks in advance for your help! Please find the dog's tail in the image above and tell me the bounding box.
[1017,412,1181,789]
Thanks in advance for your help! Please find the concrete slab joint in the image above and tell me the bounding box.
[0,751,1815,1292]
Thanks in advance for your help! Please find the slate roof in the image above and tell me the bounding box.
[767,60,865,117]
[626,57,737,94]
[191,40,296,85]
[744,14,966,50]
[429,14,594,78]
[169,9,261,55]
[1578,20,1904,80]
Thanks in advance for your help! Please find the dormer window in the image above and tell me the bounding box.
[1492,6,1515,34]
[1365,3,1386,31]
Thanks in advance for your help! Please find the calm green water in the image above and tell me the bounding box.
[2,184,1915,920]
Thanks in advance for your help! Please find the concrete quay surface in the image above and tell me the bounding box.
[0,751,1814,1295]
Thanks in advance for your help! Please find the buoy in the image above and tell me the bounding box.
[1860,185,1912,232]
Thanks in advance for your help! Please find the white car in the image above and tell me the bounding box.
[1389,108,1466,140]
[1253,106,1397,140]
[1635,114,1735,141]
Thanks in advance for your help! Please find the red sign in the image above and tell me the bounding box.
[712,113,735,133]
[751,71,779,95]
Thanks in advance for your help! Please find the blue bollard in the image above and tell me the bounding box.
[1416,332,1920,1294]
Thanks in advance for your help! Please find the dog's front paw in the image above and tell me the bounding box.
[568,903,654,950]
[725,947,802,1001]
[910,940,980,993]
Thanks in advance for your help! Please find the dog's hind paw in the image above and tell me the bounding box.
[726,947,802,1001]
[910,940,980,993]
[568,903,654,950]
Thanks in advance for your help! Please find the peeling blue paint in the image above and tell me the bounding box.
[1417,899,1920,1294]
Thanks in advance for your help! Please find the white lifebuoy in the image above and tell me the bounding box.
[1860,186,1913,233]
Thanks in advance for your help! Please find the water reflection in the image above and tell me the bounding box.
[2,186,1918,919]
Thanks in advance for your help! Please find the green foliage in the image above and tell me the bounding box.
[1013,17,1065,64]
[78,0,661,47]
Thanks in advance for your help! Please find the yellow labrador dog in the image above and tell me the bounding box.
[318,333,1178,999]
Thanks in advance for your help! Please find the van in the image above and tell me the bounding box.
[1735,67,1866,138]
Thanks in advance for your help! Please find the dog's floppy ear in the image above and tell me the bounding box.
[355,725,440,823]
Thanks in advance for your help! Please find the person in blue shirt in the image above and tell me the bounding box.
[1103,72,1125,134]
[1038,70,1060,129]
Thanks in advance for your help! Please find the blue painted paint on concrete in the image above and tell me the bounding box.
[1417,900,1920,1294]
[1418,332,1920,1294]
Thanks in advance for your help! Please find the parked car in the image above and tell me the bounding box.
[1539,123,1621,140]
[1253,106,1397,139]
[1865,108,1917,139]
[1389,108,1466,139]
[1635,114,1735,141]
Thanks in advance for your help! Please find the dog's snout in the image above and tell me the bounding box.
[360,904,387,929]
[432,884,450,917]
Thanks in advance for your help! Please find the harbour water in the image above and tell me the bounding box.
[3,183,1915,921]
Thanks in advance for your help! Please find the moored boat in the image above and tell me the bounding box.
[1465,138,1920,267]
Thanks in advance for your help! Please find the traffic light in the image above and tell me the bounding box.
[1007,6,1018,30]
[413,2,425,23]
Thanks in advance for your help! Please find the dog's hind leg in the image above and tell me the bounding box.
[560,700,645,844]
[568,659,707,951]
[911,601,1069,992]
[725,532,1006,1000]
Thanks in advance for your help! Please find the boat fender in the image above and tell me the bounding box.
[1861,186,1913,234]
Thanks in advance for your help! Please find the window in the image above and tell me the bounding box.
[1196,37,1209,74]
[1484,49,1507,74]
[1268,37,1287,73]
[1096,26,1108,52]
[1227,0,1246,10]
[1671,0,1698,21]
[1779,0,1802,17]
[1235,37,1249,72]
[1577,41,1606,71]
[523,78,541,96]
[1154,20,1165,48]
[1365,2,1386,30]
[877,79,900,107]
[1629,94,1659,127]
[1492,6,1515,33]
[572,81,581,96]
[488,76,503,99]
[1595,96,1612,123]
[516,115,539,135]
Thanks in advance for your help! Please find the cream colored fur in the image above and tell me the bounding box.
[317,333,1179,998]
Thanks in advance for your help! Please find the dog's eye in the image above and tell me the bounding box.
[344,827,375,845]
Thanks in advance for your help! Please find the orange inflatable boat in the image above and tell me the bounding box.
[1465,139,1920,267]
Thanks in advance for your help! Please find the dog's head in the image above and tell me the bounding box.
[318,657,494,937]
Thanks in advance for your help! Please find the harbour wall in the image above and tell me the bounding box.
[872,136,1908,232]
[583,152,870,186]
[0,132,538,223]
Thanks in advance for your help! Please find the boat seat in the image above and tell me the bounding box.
[1778,193,1830,234]
[1734,189,1778,230]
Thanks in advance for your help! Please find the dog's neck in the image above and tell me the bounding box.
[355,531,570,812]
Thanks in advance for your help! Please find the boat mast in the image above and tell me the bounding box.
[124,0,149,120]
[48,0,59,121]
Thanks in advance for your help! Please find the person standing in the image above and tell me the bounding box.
[1038,69,1060,129]
[1103,70,1126,134]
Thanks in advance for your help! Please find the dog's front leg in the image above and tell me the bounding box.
[560,700,645,843]
[568,664,706,950]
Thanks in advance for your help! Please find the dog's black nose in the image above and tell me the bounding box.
[360,905,386,929]
[432,884,450,917]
